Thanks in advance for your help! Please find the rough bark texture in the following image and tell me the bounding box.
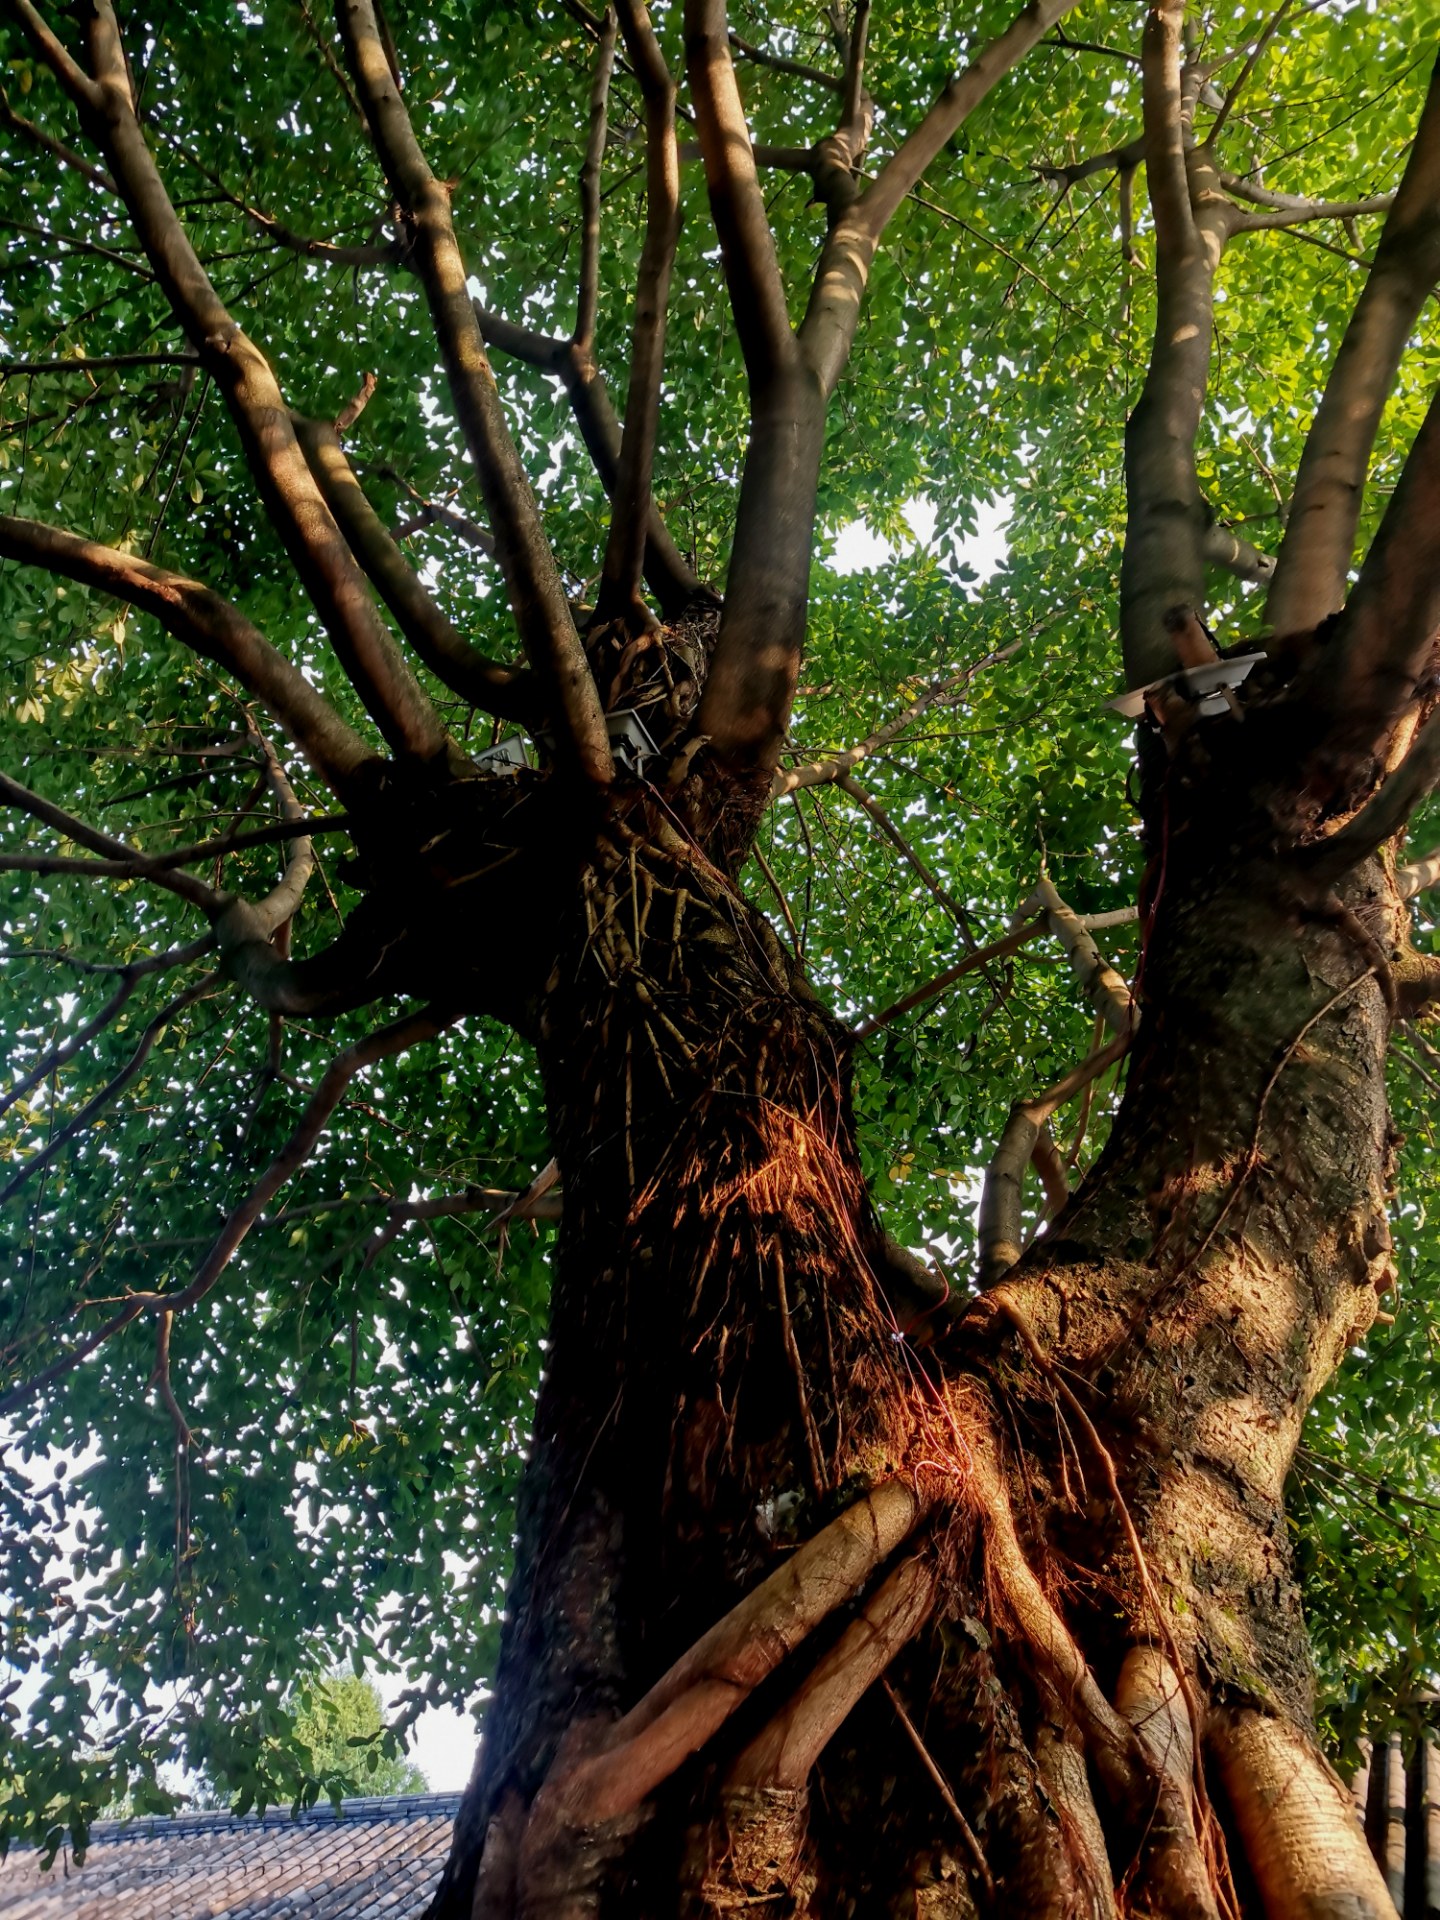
[424,674,1412,1920]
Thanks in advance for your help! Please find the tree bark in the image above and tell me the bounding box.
[428,699,1407,1917]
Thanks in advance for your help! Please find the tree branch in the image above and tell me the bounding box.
[683,0,798,388]
[977,1029,1131,1286]
[1228,188,1394,235]
[853,913,1046,1037]
[293,415,537,720]
[770,645,1021,798]
[335,0,613,786]
[1296,705,1440,883]
[0,79,115,190]
[837,776,980,952]
[1118,0,1235,687]
[1318,380,1440,748]
[0,971,224,1218]
[726,29,843,93]
[9,0,454,766]
[798,0,1080,398]
[1203,0,1293,150]
[0,1004,453,1414]
[1202,519,1275,585]
[1032,876,1135,1036]
[574,9,619,354]
[596,0,682,628]
[243,719,319,934]
[471,306,710,616]
[0,770,224,912]
[1266,53,1440,641]
[0,515,375,798]
[1398,846,1440,898]
[0,351,198,377]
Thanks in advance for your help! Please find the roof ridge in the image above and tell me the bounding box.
[83,1789,463,1842]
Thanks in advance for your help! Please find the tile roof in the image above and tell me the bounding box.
[0,1791,461,1919]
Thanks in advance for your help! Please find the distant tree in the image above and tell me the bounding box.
[291,1673,427,1798]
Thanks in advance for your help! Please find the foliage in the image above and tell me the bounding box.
[0,0,1436,1864]
[290,1672,427,1797]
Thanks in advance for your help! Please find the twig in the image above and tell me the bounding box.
[856,914,1046,1036]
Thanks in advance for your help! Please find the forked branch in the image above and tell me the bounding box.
[0,515,374,797]
[799,0,1080,396]
[0,1004,453,1413]
[10,0,452,766]
[597,0,682,627]
[1119,0,1234,686]
[335,0,613,785]
[293,416,537,720]
[1266,53,1440,641]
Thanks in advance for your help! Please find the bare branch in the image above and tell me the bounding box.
[1398,846,1440,898]
[0,351,196,377]
[977,1030,1131,1286]
[0,80,115,190]
[1320,381,1440,746]
[596,0,683,629]
[1266,54,1440,640]
[1032,876,1135,1036]
[0,515,375,798]
[1228,188,1394,234]
[771,645,1021,798]
[4,0,98,105]
[0,770,224,912]
[335,0,613,786]
[0,976,136,1124]
[293,416,537,720]
[472,305,710,616]
[726,29,843,93]
[1297,705,1440,883]
[0,935,216,978]
[357,1159,561,1269]
[1035,134,1145,192]
[574,10,619,353]
[243,720,317,933]
[1204,0,1293,150]
[837,777,980,952]
[1045,29,1140,70]
[854,914,1047,1037]
[296,0,366,121]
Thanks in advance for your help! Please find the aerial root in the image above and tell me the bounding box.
[1208,1707,1399,1920]
[727,1553,938,1790]
[963,1414,1224,1920]
[504,1477,931,1909]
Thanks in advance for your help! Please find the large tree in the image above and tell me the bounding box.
[1,0,1439,1912]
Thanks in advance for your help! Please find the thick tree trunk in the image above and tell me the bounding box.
[430,716,1405,1920]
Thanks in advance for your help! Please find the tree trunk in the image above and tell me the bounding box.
[429,716,1402,1920]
